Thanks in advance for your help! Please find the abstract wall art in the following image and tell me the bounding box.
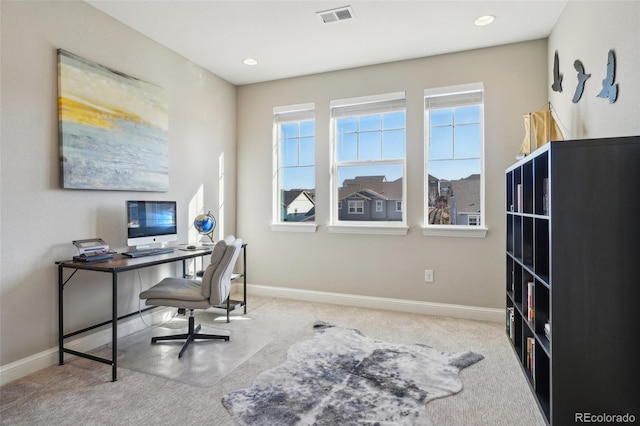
[58,49,169,191]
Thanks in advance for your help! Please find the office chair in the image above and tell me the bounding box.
[139,235,243,358]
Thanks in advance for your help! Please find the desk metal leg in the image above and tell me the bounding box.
[112,272,118,382]
[58,265,64,366]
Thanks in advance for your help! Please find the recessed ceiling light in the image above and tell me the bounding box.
[243,58,258,66]
[474,15,496,26]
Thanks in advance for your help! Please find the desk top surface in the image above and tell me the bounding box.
[56,247,212,272]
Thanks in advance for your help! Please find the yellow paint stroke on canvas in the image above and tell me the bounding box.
[59,97,147,129]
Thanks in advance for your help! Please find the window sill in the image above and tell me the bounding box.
[328,224,409,235]
[271,223,318,233]
[421,226,488,238]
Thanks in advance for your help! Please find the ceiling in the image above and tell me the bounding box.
[85,1,568,86]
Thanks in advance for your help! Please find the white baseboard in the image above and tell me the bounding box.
[246,284,504,323]
[0,308,172,386]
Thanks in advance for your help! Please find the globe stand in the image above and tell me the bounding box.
[199,232,214,246]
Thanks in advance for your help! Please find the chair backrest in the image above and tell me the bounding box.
[201,235,243,305]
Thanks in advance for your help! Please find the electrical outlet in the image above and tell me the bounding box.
[424,269,434,283]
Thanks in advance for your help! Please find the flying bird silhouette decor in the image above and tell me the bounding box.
[572,60,591,103]
[551,51,563,93]
[597,50,618,103]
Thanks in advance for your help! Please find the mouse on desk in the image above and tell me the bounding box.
[186,245,197,250]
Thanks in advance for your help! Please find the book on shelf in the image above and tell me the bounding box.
[527,282,535,322]
[509,308,515,341]
[516,184,523,212]
[544,322,551,340]
[526,336,535,378]
[542,178,549,215]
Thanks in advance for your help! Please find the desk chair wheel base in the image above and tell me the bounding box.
[151,312,229,358]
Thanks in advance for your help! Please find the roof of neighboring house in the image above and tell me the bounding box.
[450,174,480,213]
[339,176,402,201]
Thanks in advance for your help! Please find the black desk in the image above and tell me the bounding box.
[56,248,212,381]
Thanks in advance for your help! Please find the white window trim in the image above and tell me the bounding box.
[329,223,409,235]
[421,225,487,238]
[329,92,407,233]
[272,103,316,232]
[271,223,318,232]
[423,83,487,239]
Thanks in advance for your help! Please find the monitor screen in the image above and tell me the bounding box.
[126,200,177,247]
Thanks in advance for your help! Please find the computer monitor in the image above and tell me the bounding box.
[126,200,177,248]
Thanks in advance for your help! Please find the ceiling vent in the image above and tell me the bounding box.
[316,6,355,24]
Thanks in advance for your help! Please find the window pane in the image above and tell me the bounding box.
[281,138,298,167]
[299,136,315,166]
[337,133,358,161]
[359,132,381,161]
[425,89,483,228]
[429,158,480,181]
[280,166,315,222]
[337,164,403,222]
[383,129,405,158]
[299,120,315,137]
[281,122,298,139]
[427,157,480,227]
[429,126,453,160]
[383,111,405,130]
[430,109,452,126]
[454,105,480,124]
[337,117,357,134]
[275,106,316,224]
[454,124,481,158]
[280,166,315,191]
[359,114,381,132]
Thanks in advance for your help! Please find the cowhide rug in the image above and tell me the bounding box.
[222,321,483,425]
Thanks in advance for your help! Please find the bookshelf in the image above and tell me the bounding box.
[505,136,640,425]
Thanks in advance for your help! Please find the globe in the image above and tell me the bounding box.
[193,211,216,243]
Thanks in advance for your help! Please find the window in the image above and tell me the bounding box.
[273,104,316,228]
[330,92,407,233]
[424,83,486,237]
[348,200,364,214]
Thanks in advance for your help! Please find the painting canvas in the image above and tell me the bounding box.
[58,49,169,191]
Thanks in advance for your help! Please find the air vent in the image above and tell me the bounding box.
[316,6,355,24]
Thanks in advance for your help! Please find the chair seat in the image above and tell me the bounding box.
[140,277,203,300]
[141,277,211,310]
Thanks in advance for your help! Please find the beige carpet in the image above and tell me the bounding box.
[0,295,546,426]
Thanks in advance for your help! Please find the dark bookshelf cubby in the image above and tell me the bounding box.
[505,136,640,425]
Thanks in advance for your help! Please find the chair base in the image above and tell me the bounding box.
[151,314,229,358]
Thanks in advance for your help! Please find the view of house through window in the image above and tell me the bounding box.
[330,93,406,224]
[273,104,315,223]
[425,84,484,227]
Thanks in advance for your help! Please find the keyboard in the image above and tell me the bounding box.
[122,247,175,258]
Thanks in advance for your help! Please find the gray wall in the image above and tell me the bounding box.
[236,40,549,308]
[548,1,639,139]
[0,1,236,366]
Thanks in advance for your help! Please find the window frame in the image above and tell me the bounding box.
[329,92,408,235]
[271,103,317,233]
[423,83,487,238]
